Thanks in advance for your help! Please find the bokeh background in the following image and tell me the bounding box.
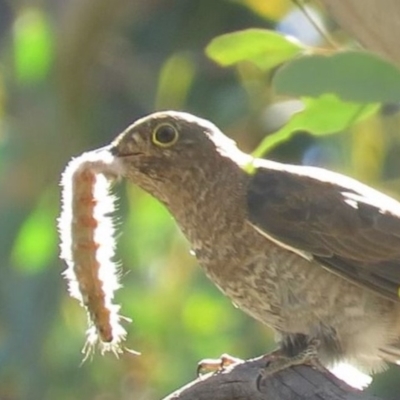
[1,0,400,399]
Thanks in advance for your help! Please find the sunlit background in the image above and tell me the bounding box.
[1,0,400,399]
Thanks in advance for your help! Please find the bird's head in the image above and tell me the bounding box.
[109,111,251,204]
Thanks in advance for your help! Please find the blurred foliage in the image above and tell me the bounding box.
[252,95,378,158]
[206,28,305,70]
[13,7,53,84]
[0,0,400,399]
[274,51,400,103]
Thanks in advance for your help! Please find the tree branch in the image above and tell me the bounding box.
[161,356,381,400]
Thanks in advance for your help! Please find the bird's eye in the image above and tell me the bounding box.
[152,123,179,147]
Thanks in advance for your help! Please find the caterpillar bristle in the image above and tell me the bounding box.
[59,149,135,359]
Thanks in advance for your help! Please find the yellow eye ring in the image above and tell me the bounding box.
[152,123,179,147]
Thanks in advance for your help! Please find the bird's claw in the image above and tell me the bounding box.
[256,339,323,391]
[197,353,243,377]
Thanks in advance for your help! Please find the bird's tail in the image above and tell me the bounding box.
[329,362,372,389]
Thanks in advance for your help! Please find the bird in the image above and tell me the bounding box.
[108,110,400,379]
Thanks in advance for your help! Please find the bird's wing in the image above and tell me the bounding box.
[246,160,400,301]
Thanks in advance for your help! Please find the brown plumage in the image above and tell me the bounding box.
[109,110,400,374]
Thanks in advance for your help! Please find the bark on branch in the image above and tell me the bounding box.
[161,356,381,400]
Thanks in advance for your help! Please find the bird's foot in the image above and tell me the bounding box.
[197,353,243,376]
[256,339,324,389]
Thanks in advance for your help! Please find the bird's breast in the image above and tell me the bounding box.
[190,221,398,339]
[189,220,312,330]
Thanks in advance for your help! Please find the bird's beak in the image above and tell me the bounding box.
[99,142,132,159]
[108,139,144,159]
[82,144,126,179]
[108,144,121,157]
[92,144,116,155]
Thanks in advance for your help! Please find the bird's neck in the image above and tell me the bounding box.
[163,154,250,265]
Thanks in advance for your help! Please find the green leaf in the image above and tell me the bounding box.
[13,7,53,84]
[11,190,57,273]
[252,94,378,158]
[206,28,305,71]
[273,51,400,103]
[156,53,196,109]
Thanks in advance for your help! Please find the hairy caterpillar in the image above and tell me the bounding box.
[59,148,136,358]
